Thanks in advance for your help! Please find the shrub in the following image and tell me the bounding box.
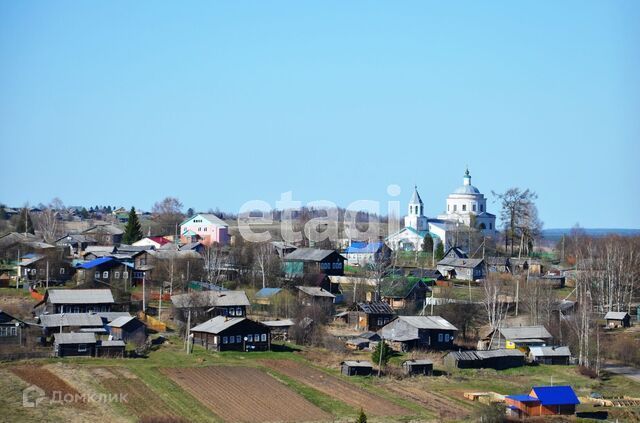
[577,365,598,379]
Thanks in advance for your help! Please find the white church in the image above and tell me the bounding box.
[386,168,497,251]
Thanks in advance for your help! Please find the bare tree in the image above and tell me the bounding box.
[152,197,184,236]
[482,276,508,348]
[492,188,539,255]
[254,242,275,289]
[203,242,226,284]
[34,198,65,242]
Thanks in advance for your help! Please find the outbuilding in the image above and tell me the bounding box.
[341,360,373,376]
[379,316,458,351]
[604,311,631,328]
[107,315,146,344]
[402,359,433,376]
[444,349,525,370]
[96,340,126,358]
[53,332,97,357]
[505,385,579,418]
[529,346,571,365]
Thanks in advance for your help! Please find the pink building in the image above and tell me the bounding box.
[179,214,229,246]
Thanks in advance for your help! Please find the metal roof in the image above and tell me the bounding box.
[296,286,336,298]
[380,316,457,342]
[604,311,629,320]
[284,248,343,262]
[341,360,373,367]
[40,313,104,328]
[108,315,136,328]
[396,316,458,331]
[180,213,229,227]
[506,395,539,403]
[356,301,395,315]
[529,346,571,357]
[100,340,126,347]
[403,359,433,365]
[531,386,580,406]
[54,332,97,344]
[261,319,294,327]
[499,325,552,341]
[171,290,250,308]
[46,289,115,305]
[255,288,282,298]
[344,241,386,254]
[190,316,253,334]
[475,349,525,359]
[76,256,116,269]
[96,312,131,322]
[83,224,124,235]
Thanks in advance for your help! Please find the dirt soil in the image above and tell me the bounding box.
[163,366,331,422]
[261,359,411,416]
[11,365,83,407]
[383,383,473,421]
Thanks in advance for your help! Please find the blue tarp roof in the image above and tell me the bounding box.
[532,386,580,406]
[345,241,385,254]
[256,287,282,298]
[76,256,115,269]
[506,395,539,403]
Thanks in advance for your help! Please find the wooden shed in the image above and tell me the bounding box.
[444,349,525,370]
[402,359,433,376]
[341,360,373,376]
[96,340,126,358]
[529,346,571,365]
[53,332,97,357]
[604,311,631,328]
[107,315,146,343]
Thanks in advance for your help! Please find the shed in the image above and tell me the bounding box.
[347,301,396,331]
[444,349,525,370]
[402,359,433,376]
[96,340,126,358]
[345,337,373,350]
[53,332,97,357]
[604,311,631,328]
[505,385,579,418]
[341,360,373,376]
[108,315,146,343]
[529,346,571,365]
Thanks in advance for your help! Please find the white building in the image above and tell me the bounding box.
[386,187,439,251]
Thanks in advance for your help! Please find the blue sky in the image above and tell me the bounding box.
[1,1,639,229]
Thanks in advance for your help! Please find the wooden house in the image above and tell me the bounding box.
[372,278,430,311]
[75,257,134,287]
[36,289,115,314]
[341,360,373,376]
[171,290,250,324]
[283,249,346,277]
[53,332,97,357]
[296,286,335,308]
[82,224,124,245]
[190,316,271,352]
[39,313,105,337]
[479,325,553,351]
[402,359,433,376]
[55,234,98,256]
[505,386,579,418]
[0,310,28,346]
[529,346,571,365]
[107,315,146,344]
[346,301,396,331]
[96,340,126,358]
[604,311,631,328]
[379,316,457,351]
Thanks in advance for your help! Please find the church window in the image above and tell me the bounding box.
[489,223,492,230]
[453,205,457,212]
[473,204,476,212]
[462,205,466,212]
[480,204,483,212]
[448,205,450,212]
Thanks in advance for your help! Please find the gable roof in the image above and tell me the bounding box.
[284,248,344,262]
[397,316,458,331]
[190,316,259,334]
[76,256,118,269]
[604,311,630,320]
[344,242,386,254]
[380,278,428,299]
[40,313,104,328]
[180,213,229,228]
[83,224,124,235]
[499,325,552,341]
[296,286,336,298]
[380,316,457,341]
[108,315,136,328]
[54,332,97,344]
[46,289,115,305]
[171,290,250,308]
[531,386,580,406]
[437,257,484,268]
[356,301,395,315]
[255,288,282,298]
[529,346,571,357]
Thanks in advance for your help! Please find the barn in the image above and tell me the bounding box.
[341,360,373,376]
[346,301,396,331]
[444,349,525,370]
[402,359,433,376]
[96,340,126,358]
[53,332,97,357]
[604,311,631,328]
[108,315,146,343]
[529,346,571,365]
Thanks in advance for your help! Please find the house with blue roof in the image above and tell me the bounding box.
[75,257,134,287]
[254,287,284,305]
[505,385,580,418]
[343,241,391,266]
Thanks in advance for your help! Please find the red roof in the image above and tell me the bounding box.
[149,236,171,245]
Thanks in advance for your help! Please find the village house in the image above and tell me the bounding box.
[283,248,345,277]
[75,257,133,288]
[529,346,571,365]
[379,315,458,351]
[53,332,97,357]
[36,289,115,314]
[0,310,29,346]
[55,234,98,256]
[343,241,391,266]
[39,313,105,338]
[82,245,117,260]
[82,224,124,245]
[107,315,146,344]
[18,252,74,285]
[180,213,229,246]
[171,290,250,324]
[505,386,580,419]
[132,236,173,250]
[296,286,336,308]
[341,360,373,376]
[190,316,271,352]
[444,349,526,370]
[345,301,396,331]
[479,325,553,351]
[402,359,433,376]
[370,278,430,311]
[437,254,485,281]
[604,311,631,328]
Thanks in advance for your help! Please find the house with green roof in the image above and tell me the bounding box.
[367,277,431,311]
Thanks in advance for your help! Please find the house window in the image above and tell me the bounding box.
[438,333,443,342]
[123,271,128,279]
[235,307,242,316]
[445,334,450,342]
[78,344,87,352]
[11,327,17,336]
[447,204,450,211]
[0,327,6,336]
[31,269,37,275]
[73,306,80,313]
[114,272,120,279]
[489,223,492,230]
[60,268,65,275]
[222,336,228,344]
[95,271,100,279]
[228,308,235,316]
[39,268,45,275]
[261,334,267,342]
[462,204,466,211]
[103,271,109,278]
[236,335,241,343]
[247,335,253,342]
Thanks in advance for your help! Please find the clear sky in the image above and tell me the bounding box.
[1,1,639,229]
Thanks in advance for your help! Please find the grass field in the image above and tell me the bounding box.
[2,337,640,422]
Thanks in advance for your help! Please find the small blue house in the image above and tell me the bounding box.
[343,241,391,266]
[506,385,580,418]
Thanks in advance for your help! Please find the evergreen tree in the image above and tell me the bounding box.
[371,340,393,368]
[16,208,35,234]
[122,207,143,244]
[435,242,445,261]
[422,234,434,252]
[187,207,195,218]
[355,408,367,423]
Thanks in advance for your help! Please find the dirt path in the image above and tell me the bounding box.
[261,359,411,417]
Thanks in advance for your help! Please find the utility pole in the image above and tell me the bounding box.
[46,261,49,290]
[185,309,192,353]
[515,276,520,316]
[142,273,146,314]
[377,337,384,377]
[16,248,20,290]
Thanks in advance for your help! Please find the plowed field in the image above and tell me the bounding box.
[11,365,84,407]
[261,359,410,416]
[163,366,330,422]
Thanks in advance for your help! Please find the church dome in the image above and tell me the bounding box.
[453,185,480,195]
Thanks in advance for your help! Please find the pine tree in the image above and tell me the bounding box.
[122,207,143,244]
[371,340,393,367]
[16,208,35,234]
[355,408,367,423]
[422,234,434,252]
